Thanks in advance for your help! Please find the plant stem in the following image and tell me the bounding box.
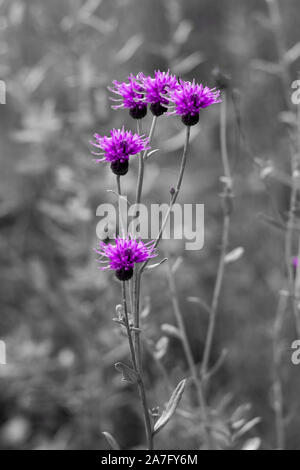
[121,281,153,450]
[133,116,158,365]
[272,289,287,450]
[266,0,300,336]
[142,125,191,264]
[132,116,158,450]
[202,92,232,378]
[167,261,214,449]
[122,281,138,371]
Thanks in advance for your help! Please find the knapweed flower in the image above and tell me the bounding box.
[169,79,222,126]
[109,74,147,119]
[91,127,150,176]
[96,237,157,281]
[141,70,179,117]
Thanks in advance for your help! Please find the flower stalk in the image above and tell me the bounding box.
[202,91,232,378]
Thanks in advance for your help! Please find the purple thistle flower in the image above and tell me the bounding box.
[96,236,157,281]
[169,79,222,126]
[109,74,147,119]
[141,70,179,117]
[91,127,150,176]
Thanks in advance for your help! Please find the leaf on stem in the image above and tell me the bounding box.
[154,336,169,360]
[187,296,210,314]
[161,323,182,339]
[145,258,168,271]
[284,42,300,64]
[115,362,139,384]
[224,247,244,264]
[145,149,159,160]
[233,417,261,440]
[153,379,186,435]
[102,432,121,450]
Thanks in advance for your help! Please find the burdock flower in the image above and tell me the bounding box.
[109,74,147,119]
[141,70,179,117]
[96,236,157,281]
[169,79,222,126]
[91,127,150,176]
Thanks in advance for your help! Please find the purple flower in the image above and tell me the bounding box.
[141,70,179,117]
[91,127,150,176]
[96,236,157,281]
[109,74,147,119]
[169,79,222,126]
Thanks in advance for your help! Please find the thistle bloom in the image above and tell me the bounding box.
[109,74,147,119]
[91,128,150,176]
[141,70,179,117]
[169,79,222,126]
[96,237,157,281]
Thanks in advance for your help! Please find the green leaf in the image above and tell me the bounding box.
[153,379,186,435]
[102,432,121,450]
[115,362,139,384]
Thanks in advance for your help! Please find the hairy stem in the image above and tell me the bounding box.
[121,281,153,450]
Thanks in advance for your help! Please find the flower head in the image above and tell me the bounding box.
[96,236,157,281]
[169,79,222,126]
[91,127,150,176]
[109,74,147,119]
[141,70,179,117]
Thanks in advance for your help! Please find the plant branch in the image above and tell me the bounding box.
[121,281,153,450]
[202,92,232,378]
[166,260,214,449]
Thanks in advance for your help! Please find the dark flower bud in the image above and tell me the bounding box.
[110,160,129,176]
[115,267,134,281]
[182,113,199,127]
[129,105,147,120]
[150,102,168,117]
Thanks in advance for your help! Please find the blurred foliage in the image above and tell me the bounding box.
[1,0,300,450]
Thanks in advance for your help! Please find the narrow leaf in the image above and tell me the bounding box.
[102,432,121,450]
[115,362,139,384]
[187,296,210,314]
[233,417,261,440]
[242,437,261,451]
[153,379,186,435]
[146,258,168,271]
[224,247,244,264]
[161,323,182,339]
[284,42,300,64]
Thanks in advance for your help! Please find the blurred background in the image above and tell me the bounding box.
[1,0,300,450]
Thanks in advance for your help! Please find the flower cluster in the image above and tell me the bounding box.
[96,236,157,281]
[108,71,221,125]
[92,70,222,280]
[91,127,150,176]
